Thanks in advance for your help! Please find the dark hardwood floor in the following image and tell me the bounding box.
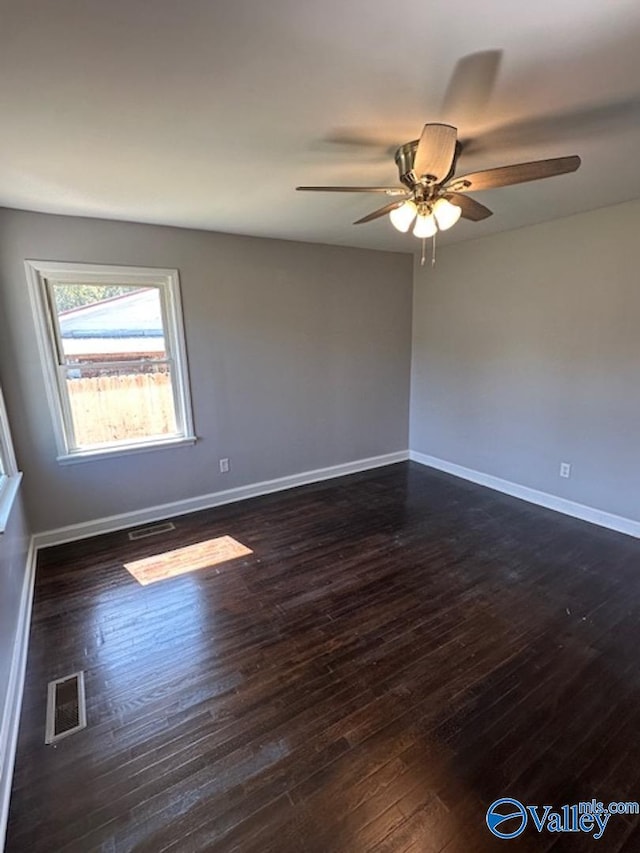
[6,462,640,852]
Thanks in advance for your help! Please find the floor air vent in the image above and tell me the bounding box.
[45,671,87,744]
[128,521,175,540]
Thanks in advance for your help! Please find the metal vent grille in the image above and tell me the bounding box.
[45,672,87,744]
[128,521,175,540]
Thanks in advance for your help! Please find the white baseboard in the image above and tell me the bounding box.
[0,537,37,851]
[33,450,409,549]
[410,451,640,539]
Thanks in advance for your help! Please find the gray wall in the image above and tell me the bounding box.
[411,198,640,522]
[0,208,412,533]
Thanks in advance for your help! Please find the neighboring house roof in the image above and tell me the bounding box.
[59,289,163,339]
[58,289,165,356]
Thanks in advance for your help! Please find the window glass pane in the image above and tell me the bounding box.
[52,284,166,363]
[27,263,193,458]
[64,363,178,448]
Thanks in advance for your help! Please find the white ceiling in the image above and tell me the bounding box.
[1,0,640,253]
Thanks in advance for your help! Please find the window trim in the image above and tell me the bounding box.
[25,260,196,463]
[0,383,22,534]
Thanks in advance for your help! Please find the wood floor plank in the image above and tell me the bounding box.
[6,462,640,852]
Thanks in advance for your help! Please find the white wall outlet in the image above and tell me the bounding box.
[219,457,230,473]
[559,462,571,479]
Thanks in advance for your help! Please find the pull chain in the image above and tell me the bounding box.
[419,235,438,268]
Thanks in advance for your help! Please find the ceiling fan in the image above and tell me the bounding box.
[297,123,581,241]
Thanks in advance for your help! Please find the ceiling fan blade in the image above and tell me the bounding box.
[296,186,408,195]
[441,50,502,128]
[413,123,458,182]
[353,201,404,225]
[445,192,493,221]
[323,128,401,150]
[463,96,640,156]
[451,155,581,192]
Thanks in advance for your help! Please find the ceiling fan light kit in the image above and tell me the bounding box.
[297,122,581,258]
[413,211,438,239]
[389,200,417,232]
[432,197,462,230]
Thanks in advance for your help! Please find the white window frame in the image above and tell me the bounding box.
[0,383,22,533]
[25,261,196,463]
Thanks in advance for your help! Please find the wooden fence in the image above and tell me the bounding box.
[67,372,176,446]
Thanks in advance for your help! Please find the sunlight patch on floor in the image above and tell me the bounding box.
[124,535,253,585]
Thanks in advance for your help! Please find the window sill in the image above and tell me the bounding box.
[0,472,23,534]
[56,435,197,465]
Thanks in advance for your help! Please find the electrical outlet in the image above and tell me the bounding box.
[559,462,571,479]
[219,458,230,474]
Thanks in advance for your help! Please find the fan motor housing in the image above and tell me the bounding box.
[395,138,463,191]
[394,140,420,187]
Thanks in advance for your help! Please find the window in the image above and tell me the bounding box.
[25,262,195,462]
[0,383,22,533]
